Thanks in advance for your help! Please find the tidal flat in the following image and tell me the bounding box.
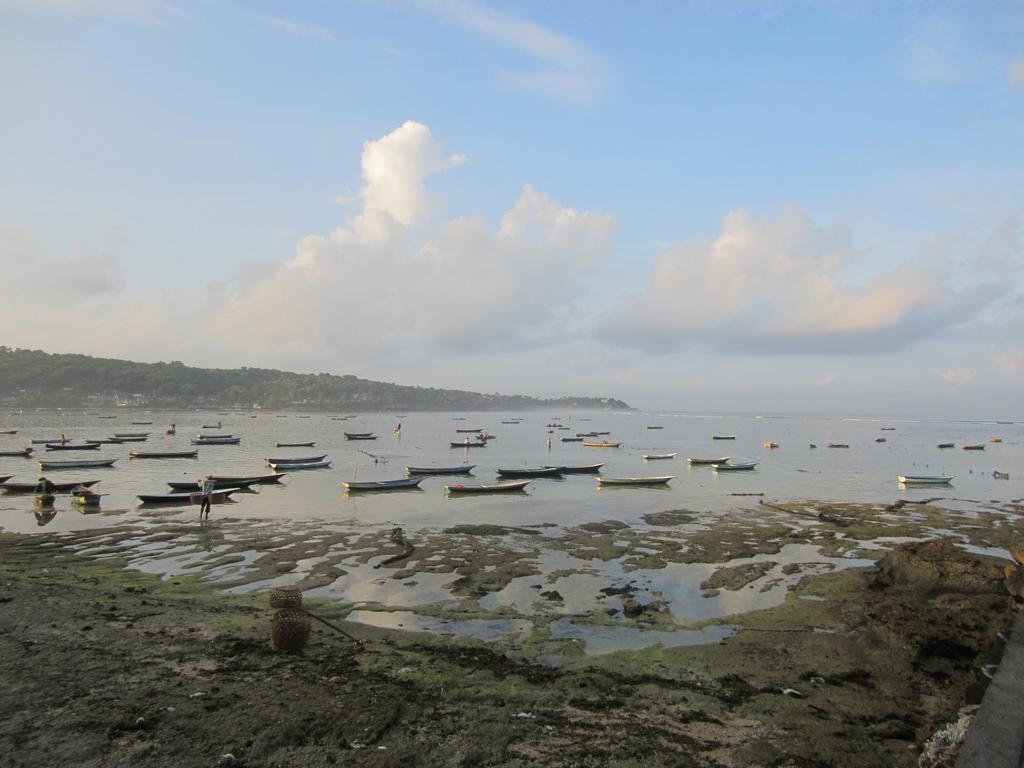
[2,495,1022,766]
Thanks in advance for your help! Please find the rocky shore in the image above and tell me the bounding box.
[1,511,1021,767]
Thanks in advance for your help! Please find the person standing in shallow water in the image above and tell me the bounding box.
[199,475,215,519]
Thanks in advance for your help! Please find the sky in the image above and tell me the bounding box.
[1,0,1023,416]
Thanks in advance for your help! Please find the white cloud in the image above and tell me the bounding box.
[360,121,468,227]
[0,226,125,303]
[256,14,334,43]
[1011,56,1024,89]
[941,367,974,385]
[605,205,987,354]
[408,0,609,103]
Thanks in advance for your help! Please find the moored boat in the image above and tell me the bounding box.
[582,440,621,448]
[167,473,285,491]
[560,437,584,442]
[712,461,758,471]
[268,460,331,471]
[138,488,241,505]
[44,442,102,451]
[827,443,850,449]
[344,432,377,440]
[450,441,487,448]
[597,475,673,486]
[2,479,101,493]
[38,458,117,470]
[687,456,730,465]
[85,438,124,444]
[115,436,149,442]
[445,480,530,494]
[937,443,955,449]
[129,450,199,459]
[898,475,953,485]
[543,463,604,474]
[265,454,327,465]
[961,444,985,451]
[276,442,316,447]
[343,477,424,492]
[114,432,150,438]
[713,435,736,440]
[0,447,33,457]
[643,453,676,460]
[496,467,563,479]
[405,465,475,475]
[71,487,106,505]
[191,436,241,445]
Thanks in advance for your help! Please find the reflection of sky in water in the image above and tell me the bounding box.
[303,559,461,607]
[547,617,738,655]
[346,610,531,643]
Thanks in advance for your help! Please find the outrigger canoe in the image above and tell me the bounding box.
[583,441,621,448]
[114,432,150,438]
[343,477,424,492]
[543,463,604,474]
[496,467,562,479]
[405,465,475,475]
[44,442,102,451]
[265,454,327,465]
[688,456,730,465]
[712,462,758,471]
[268,460,331,471]
[445,480,531,494]
[898,475,954,485]
[2,479,101,493]
[0,448,33,457]
[597,476,673,486]
[166,473,285,491]
[191,437,241,445]
[38,458,117,470]
[138,487,241,505]
[129,450,199,459]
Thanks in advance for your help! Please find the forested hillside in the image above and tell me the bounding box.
[0,347,631,412]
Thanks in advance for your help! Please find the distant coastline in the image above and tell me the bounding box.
[0,346,632,413]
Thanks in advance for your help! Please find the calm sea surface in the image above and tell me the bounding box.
[1,409,1020,536]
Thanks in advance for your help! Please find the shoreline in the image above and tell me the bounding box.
[2,497,1021,767]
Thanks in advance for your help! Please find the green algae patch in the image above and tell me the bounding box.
[701,561,776,591]
[443,524,541,536]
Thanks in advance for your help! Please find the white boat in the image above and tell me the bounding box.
[712,462,758,471]
[38,458,118,470]
[343,477,424,492]
[582,440,621,448]
[642,453,676,460]
[597,476,673,486]
[898,475,953,485]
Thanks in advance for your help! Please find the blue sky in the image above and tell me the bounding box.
[2,0,1023,415]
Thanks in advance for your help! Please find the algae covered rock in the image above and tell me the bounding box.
[871,539,1006,597]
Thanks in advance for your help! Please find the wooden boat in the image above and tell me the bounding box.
[167,473,284,491]
[405,465,475,475]
[71,487,106,505]
[344,432,376,440]
[597,476,673,486]
[343,477,424,492]
[455,428,483,433]
[276,441,316,447]
[898,475,953,485]
[45,442,102,451]
[114,432,150,438]
[961,444,985,451]
[265,454,327,465]
[98,415,118,419]
[496,467,563,479]
[129,450,199,459]
[560,437,584,442]
[86,438,124,444]
[2,479,100,493]
[712,462,758,471]
[875,438,887,443]
[576,432,600,438]
[0,429,17,434]
[116,436,149,442]
[0,447,33,457]
[544,463,605,474]
[583,440,621,448]
[191,437,241,445]
[713,435,736,440]
[196,433,234,439]
[937,443,955,449]
[881,427,896,431]
[450,441,487,448]
[138,487,241,505]
[39,458,117,470]
[990,437,1003,443]
[0,475,11,485]
[31,438,63,444]
[201,424,223,429]
[445,480,531,494]
[762,442,779,449]
[646,426,664,430]
[592,431,611,436]
[500,420,521,424]
[131,421,153,425]
[643,453,677,460]
[268,460,331,471]
[827,443,849,449]
[688,456,730,465]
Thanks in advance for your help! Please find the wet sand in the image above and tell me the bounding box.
[2,495,1022,767]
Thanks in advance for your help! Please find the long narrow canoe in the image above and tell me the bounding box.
[576,432,600,438]
[0,448,33,457]
[712,462,758,471]
[2,479,101,493]
[201,424,223,429]
[116,436,149,442]
[405,465,475,475]
[450,441,487,448]
[276,442,316,447]
[196,433,234,439]
[39,458,117,470]
[131,421,153,425]
[114,432,150,438]
[191,437,241,445]
[496,467,563,479]
[688,456,731,465]
[0,429,17,434]
[455,428,483,433]
[98,415,118,419]
[583,441,621,448]
[45,442,102,451]
[268,460,331,471]
[31,438,63,444]
[937,443,955,449]
[827,443,850,449]
[961,444,985,451]
[597,476,673,486]
[138,487,241,505]
[265,454,327,465]
[712,435,736,440]
[543,463,605,474]
[642,453,677,460]
[0,475,11,485]
[898,475,954,485]
[560,437,584,442]
[343,477,424,492]
[445,480,531,494]
[344,432,376,440]
[130,450,199,459]
[85,438,124,444]
[167,473,285,491]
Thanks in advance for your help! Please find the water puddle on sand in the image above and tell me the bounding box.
[546,617,739,655]
[346,609,532,643]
